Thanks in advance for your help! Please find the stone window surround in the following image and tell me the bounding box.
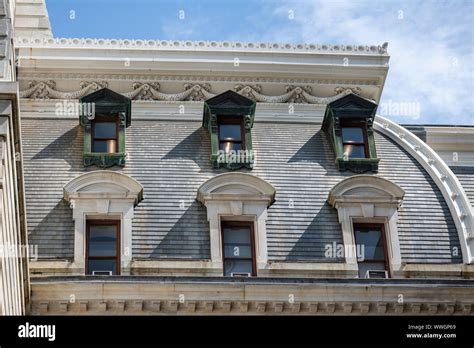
[197,172,275,273]
[328,175,405,277]
[63,170,143,275]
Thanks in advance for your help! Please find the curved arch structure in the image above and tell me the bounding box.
[374,114,473,264]
[197,172,276,206]
[328,175,405,207]
[64,170,144,204]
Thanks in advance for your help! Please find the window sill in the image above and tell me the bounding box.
[336,157,379,173]
[84,152,126,168]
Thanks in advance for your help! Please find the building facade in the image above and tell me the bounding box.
[0,0,30,316]
[1,0,473,315]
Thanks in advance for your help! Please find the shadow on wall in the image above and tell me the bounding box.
[161,127,214,172]
[284,201,345,262]
[377,134,463,263]
[148,200,211,259]
[31,126,83,170]
[287,129,343,176]
[29,200,74,260]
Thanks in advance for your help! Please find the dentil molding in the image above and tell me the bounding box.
[15,37,389,56]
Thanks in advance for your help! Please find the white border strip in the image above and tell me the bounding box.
[15,37,389,56]
[374,114,474,264]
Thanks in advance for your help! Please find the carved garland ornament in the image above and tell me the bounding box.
[20,81,363,104]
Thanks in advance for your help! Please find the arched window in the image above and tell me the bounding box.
[64,171,143,275]
[197,172,275,276]
[328,175,405,278]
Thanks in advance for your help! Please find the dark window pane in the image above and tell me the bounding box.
[343,144,366,158]
[342,127,364,142]
[223,227,251,244]
[219,124,241,141]
[89,225,117,257]
[89,242,116,257]
[88,259,117,275]
[224,260,253,276]
[94,122,117,139]
[223,227,252,258]
[93,140,117,153]
[89,224,117,238]
[224,245,252,258]
[93,140,107,153]
[358,262,386,278]
[354,227,385,261]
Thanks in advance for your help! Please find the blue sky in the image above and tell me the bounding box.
[45,0,473,125]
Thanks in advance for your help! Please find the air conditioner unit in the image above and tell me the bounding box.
[92,270,113,276]
[365,270,388,279]
[231,272,251,277]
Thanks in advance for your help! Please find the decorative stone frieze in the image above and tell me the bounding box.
[20,80,362,104]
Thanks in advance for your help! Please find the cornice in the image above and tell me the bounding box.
[15,37,389,56]
[29,277,474,315]
[16,38,389,98]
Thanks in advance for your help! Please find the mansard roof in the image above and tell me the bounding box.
[22,117,465,263]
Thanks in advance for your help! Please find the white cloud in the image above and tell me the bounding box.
[268,0,473,124]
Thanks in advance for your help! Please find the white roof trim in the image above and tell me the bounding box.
[15,37,389,56]
[374,114,474,264]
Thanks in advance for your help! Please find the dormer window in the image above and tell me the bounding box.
[80,88,132,168]
[341,119,369,159]
[203,90,256,169]
[322,93,379,173]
